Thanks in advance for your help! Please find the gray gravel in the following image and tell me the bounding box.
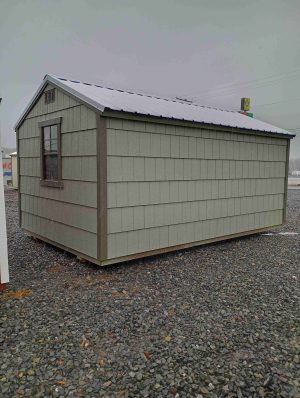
[1,188,300,398]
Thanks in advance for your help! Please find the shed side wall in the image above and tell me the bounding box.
[106,118,287,259]
[18,84,98,258]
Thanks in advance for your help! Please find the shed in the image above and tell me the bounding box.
[15,75,294,266]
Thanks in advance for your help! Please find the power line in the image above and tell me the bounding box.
[189,68,300,97]
[184,68,300,100]
[252,97,300,107]
[192,75,300,102]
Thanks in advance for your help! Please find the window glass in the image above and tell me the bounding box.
[44,126,51,141]
[50,125,58,151]
[42,124,59,180]
[44,155,58,180]
[51,139,58,151]
[51,125,57,138]
[44,139,51,152]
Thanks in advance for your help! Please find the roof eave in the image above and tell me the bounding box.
[102,108,296,139]
[14,75,105,130]
[14,79,48,130]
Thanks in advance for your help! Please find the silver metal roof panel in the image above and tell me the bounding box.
[15,74,294,137]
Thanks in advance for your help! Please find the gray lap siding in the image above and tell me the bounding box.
[18,85,98,259]
[106,118,287,260]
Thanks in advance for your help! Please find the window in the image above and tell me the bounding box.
[45,88,55,104]
[38,117,63,188]
[42,124,58,179]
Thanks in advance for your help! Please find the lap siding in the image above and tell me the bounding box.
[18,84,98,260]
[106,116,288,260]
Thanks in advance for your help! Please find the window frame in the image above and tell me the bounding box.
[38,117,63,188]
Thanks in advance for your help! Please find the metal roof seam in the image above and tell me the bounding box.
[56,75,237,112]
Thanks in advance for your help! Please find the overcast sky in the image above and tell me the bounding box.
[1,0,299,158]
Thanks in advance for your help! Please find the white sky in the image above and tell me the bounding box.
[0,0,299,158]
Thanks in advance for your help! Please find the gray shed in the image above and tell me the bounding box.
[15,75,294,266]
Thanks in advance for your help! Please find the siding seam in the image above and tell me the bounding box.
[107,209,284,235]
[107,193,284,209]
[106,155,286,162]
[107,124,286,146]
[24,104,81,121]
[21,211,98,235]
[19,192,97,209]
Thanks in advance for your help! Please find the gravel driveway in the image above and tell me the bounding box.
[1,189,300,398]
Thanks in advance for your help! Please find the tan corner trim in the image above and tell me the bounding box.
[100,224,283,266]
[283,139,290,223]
[96,114,108,261]
[16,128,21,228]
[23,229,101,265]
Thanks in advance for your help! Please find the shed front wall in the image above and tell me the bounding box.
[18,84,98,259]
[106,118,287,260]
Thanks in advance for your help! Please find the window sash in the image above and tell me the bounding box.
[43,154,58,180]
[42,125,58,180]
[39,120,61,183]
[43,125,58,154]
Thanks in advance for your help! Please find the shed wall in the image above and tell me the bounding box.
[106,118,287,259]
[18,85,98,258]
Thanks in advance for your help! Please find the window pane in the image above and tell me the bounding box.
[51,125,57,139]
[50,125,58,151]
[44,139,51,152]
[43,126,50,141]
[51,139,58,151]
[44,154,58,180]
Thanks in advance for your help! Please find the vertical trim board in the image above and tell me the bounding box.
[283,139,290,223]
[16,128,22,227]
[97,114,108,260]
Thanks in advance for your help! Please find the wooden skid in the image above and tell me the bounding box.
[25,224,281,267]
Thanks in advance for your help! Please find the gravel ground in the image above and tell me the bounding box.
[1,189,300,398]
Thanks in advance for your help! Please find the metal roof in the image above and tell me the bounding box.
[15,74,294,137]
